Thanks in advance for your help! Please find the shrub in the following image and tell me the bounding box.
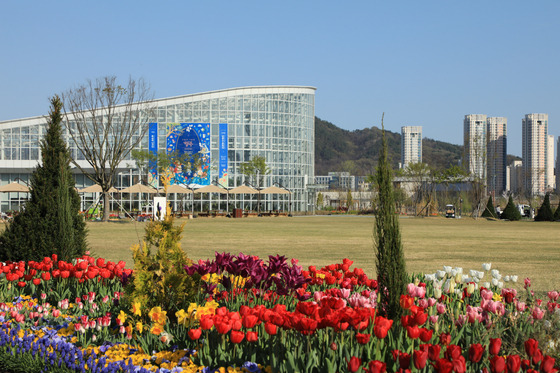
[126,204,200,318]
[500,195,521,221]
[481,196,498,218]
[535,193,554,221]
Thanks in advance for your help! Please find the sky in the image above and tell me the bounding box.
[1,1,559,157]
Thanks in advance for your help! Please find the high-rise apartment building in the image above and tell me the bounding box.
[486,117,507,196]
[507,160,523,195]
[400,126,422,168]
[547,135,555,191]
[464,114,487,180]
[522,113,548,196]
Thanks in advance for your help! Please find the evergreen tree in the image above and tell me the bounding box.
[373,115,407,320]
[535,193,554,221]
[500,195,522,221]
[481,196,497,218]
[0,96,87,262]
[554,203,560,221]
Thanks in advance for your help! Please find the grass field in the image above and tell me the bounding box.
[85,215,560,292]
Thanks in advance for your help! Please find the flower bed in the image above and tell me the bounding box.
[0,253,559,372]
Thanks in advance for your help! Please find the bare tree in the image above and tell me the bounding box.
[62,76,155,221]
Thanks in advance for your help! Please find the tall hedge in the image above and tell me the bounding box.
[535,193,554,222]
[373,119,407,320]
[0,96,87,262]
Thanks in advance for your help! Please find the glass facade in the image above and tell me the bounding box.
[0,86,316,213]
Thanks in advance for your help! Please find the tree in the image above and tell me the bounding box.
[535,193,554,221]
[239,156,270,214]
[554,203,560,221]
[346,189,354,211]
[481,196,498,218]
[62,76,155,221]
[0,96,87,262]
[373,114,407,320]
[317,192,324,210]
[500,195,521,221]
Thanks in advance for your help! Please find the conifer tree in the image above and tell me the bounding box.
[535,193,554,221]
[0,96,87,262]
[481,196,497,218]
[373,115,407,320]
[500,195,522,221]
[554,203,560,221]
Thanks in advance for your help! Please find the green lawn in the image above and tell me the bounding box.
[86,215,560,292]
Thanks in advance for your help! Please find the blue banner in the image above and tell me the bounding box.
[166,123,211,186]
[148,123,158,187]
[219,123,228,186]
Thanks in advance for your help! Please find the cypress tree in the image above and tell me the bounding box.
[481,196,497,218]
[554,203,560,221]
[535,193,554,221]
[500,195,522,221]
[373,116,407,320]
[0,96,87,262]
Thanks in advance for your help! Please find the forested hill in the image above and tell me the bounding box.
[315,117,463,176]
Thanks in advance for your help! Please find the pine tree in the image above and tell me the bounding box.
[535,193,554,221]
[500,195,522,221]
[374,115,407,320]
[0,96,87,262]
[554,203,560,221]
[481,196,497,218]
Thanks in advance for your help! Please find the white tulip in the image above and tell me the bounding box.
[424,274,435,282]
[491,278,499,287]
[451,269,458,277]
[443,266,452,274]
[477,271,485,279]
[482,263,492,271]
[436,270,446,279]
[504,275,510,282]
[462,275,470,283]
[454,267,463,275]
[491,269,501,279]
[483,282,491,288]
[511,275,518,283]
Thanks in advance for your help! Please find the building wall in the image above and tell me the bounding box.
[0,86,316,212]
[464,114,487,181]
[522,113,548,196]
[486,117,507,197]
[401,126,422,168]
[547,134,555,191]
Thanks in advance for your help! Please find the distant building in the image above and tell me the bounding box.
[522,113,548,196]
[464,114,487,181]
[507,160,523,195]
[314,172,355,191]
[486,117,507,197]
[557,137,560,194]
[547,134,555,191]
[400,126,422,168]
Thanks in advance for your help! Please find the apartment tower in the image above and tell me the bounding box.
[486,117,507,197]
[522,113,548,196]
[400,126,422,168]
[464,114,487,181]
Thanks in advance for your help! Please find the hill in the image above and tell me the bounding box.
[315,117,463,176]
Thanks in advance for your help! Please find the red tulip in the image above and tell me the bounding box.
[444,345,462,361]
[242,314,258,329]
[541,355,556,373]
[17,281,26,288]
[356,333,371,345]
[489,338,502,355]
[400,294,414,309]
[230,330,244,344]
[439,333,451,346]
[525,338,539,358]
[366,360,386,373]
[347,356,362,373]
[468,343,484,363]
[32,278,41,286]
[506,355,521,373]
[428,344,442,361]
[452,356,466,373]
[41,272,51,281]
[419,328,433,342]
[490,355,506,373]
[406,325,420,339]
[199,316,214,330]
[246,331,258,342]
[374,316,393,339]
[188,328,202,340]
[264,322,278,335]
[60,270,70,279]
[413,349,428,369]
[432,358,453,373]
[531,348,543,365]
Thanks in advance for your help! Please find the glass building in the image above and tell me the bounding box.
[0,86,316,213]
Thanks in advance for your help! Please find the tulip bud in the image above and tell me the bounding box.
[330,342,337,351]
[466,283,475,295]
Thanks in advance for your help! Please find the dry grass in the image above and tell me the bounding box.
[84,215,560,292]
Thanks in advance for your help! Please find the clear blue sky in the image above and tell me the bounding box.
[1,1,558,157]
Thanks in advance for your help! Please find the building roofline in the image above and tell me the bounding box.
[0,85,317,124]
